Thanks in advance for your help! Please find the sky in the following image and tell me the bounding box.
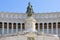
[0,0,60,13]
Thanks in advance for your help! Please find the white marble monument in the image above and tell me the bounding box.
[24,16,36,32]
[0,16,59,40]
[0,2,60,40]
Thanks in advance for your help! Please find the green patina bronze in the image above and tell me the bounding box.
[26,2,34,17]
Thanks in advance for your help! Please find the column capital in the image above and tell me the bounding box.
[12,22,14,24]
[38,23,40,24]
[42,22,44,24]
[7,22,9,23]
[2,22,4,23]
[16,22,18,24]
[21,22,23,24]
[37,22,40,24]
[47,22,49,23]
[56,22,58,23]
[51,22,54,23]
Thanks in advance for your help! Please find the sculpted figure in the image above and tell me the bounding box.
[26,2,34,17]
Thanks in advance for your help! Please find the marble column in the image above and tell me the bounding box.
[7,22,9,34]
[16,23,18,32]
[51,23,53,34]
[38,23,40,31]
[47,23,49,33]
[56,22,58,35]
[21,23,22,31]
[2,22,4,34]
[11,23,13,33]
[42,23,44,33]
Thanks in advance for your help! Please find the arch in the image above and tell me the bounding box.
[22,23,25,30]
[13,23,16,29]
[40,23,42,29]
[53,22,56,28]
[44,23,47,29]
[58,22,60,28]
[35,23,38,30]
[0,22,2,34]
[4,22,7,28]
[9,23,12,29]
[48,23,51,29]
[0,22,2,28]
[18,23,21,30]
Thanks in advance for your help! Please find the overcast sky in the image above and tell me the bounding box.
[0,0,60,13]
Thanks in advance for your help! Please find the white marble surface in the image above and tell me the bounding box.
[24,17,36,32]
[0,33,59,40]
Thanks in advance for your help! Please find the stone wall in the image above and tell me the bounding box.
[0,12,60,23]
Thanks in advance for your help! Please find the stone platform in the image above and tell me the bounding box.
[0,32,59,40]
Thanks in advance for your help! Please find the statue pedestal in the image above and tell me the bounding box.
[24,17,36,32]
